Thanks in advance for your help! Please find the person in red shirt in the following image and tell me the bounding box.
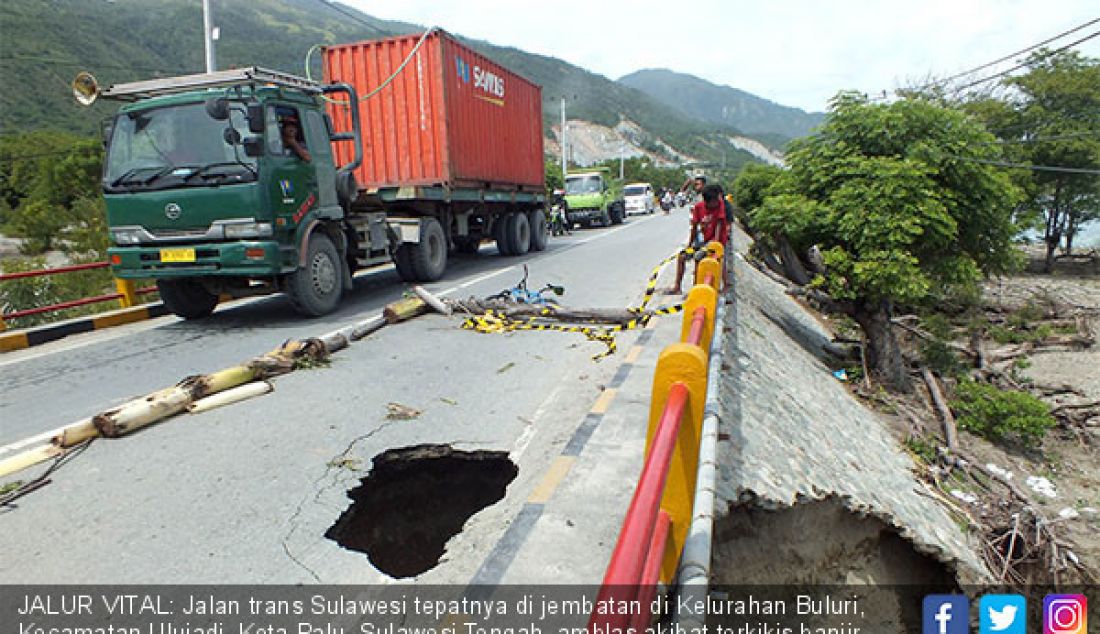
[669,184,729,294]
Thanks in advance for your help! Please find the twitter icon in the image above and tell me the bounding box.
[981,594,1027,634]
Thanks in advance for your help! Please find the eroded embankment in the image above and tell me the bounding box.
[711,227,992,587]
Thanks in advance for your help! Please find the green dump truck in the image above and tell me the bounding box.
[563,168,625,228]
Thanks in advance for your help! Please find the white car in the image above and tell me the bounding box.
[623,182,655,216]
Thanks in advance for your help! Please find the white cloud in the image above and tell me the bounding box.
[345,0,1100,112]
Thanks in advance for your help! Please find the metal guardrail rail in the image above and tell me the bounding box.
[589,243,726,631]
[0,262,153,329]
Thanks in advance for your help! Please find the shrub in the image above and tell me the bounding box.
[0,255,114,329]
[950,379,1056,447]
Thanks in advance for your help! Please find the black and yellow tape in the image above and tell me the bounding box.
[460,248,700,360]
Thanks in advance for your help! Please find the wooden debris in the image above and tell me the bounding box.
[51,418,98,448]
[385,402,421,420]
[414,285,452,316]
[448,298,647,325]
[187,381,273,414]
[0,444,64,479]
[921,368,959,453]
[383,296,428,324]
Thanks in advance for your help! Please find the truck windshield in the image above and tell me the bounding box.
[104,102,257,192]
[565,176,602,195]
[623,186,647,196]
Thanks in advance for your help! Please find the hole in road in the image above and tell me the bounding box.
[325,444,518,578]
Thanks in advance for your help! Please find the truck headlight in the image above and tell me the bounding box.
[223,222,273,239]
[111,228,143,245]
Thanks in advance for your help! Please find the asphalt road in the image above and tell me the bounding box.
[0,208,691,583]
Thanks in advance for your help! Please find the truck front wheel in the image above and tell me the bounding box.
[410,217,447,281]
[610,202,625,225]
[158,278,218,319]
[288,232,343,316]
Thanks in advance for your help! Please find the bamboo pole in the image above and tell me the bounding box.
[383,296,428,323]
[414,285,452,315]
[187,381,273,414]
[51,418,99,448]
[0,444,63,479]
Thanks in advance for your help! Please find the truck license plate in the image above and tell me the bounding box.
[160,248,196,263]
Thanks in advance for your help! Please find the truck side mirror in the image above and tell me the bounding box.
[205,97,230,120]
[246,104,264,134]
[243,136,264,157]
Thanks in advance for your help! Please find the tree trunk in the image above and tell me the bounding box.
[1043,178,1065,274]
[853,299,910,392]
[776,235,812,285]
[1064,213,1077,256]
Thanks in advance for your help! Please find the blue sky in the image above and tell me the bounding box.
[347,1,1100,112]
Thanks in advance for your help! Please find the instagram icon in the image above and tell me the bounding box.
[1044,595,1087,634]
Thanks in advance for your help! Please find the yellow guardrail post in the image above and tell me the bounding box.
[681,284,718,352]
[695,258,721,292]
[646,343,708,583]
[114,278,138,308]
[706,240,725,262]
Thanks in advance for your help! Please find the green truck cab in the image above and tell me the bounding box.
[88,68,368,318]
[562,168,625,228]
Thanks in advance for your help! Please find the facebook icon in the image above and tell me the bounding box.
[924,595,969,634]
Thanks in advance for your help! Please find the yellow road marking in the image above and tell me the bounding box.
[527,455,576,503]
[590,388,618,414]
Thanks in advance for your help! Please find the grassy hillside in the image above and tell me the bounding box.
[619,68,825,143]
[0,0,768,166]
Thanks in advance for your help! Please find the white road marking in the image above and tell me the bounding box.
[510,383,566,462]
[440,266,517,296]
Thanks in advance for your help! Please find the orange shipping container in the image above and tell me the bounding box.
[322,30,545,192]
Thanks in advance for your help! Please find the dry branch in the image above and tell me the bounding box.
[447,298,649,325]
[921,368,959,453]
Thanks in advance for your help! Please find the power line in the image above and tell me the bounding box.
[975,132,1100,145]
[920,17,1100,90]
[947,155,1100,174]
[953,28,1100,92]
[313,0,388,35]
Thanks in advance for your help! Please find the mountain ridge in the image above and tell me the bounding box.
[1,0,811,168]
[619,68,824,141]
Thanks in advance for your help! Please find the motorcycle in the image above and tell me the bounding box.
[487,265,564,305]
[550,200,571,236]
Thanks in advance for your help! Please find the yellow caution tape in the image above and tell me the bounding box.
[459,247,704,360]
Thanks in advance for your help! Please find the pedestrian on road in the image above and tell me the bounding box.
[668,184,729,295]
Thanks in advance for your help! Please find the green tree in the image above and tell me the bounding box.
[544,159,563,193]
[751,93,1021,390]
[731,162,783,213]
[1002,51,1100,269]
[0,132,105,255]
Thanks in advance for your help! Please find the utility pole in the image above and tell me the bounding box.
[560,97,567,177]
[619,141,625,180]
[203,0,217,73]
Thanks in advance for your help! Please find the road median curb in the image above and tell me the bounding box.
[0,302,169,353]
